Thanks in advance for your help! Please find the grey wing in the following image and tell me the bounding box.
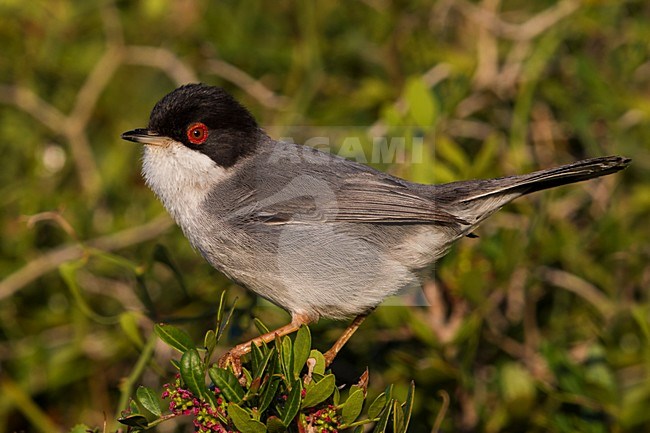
[233,170,466,228]
[329,175,466,226]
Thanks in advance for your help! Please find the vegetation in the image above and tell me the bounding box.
[118,296,413,433]
[1,1,648,432]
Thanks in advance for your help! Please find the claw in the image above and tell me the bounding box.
[218,350,243,378]
[215,313,313,378]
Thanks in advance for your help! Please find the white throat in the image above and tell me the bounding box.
[141,141,229,228]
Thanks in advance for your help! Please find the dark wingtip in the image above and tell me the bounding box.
[601,155,632,172]
[609,155,631,163]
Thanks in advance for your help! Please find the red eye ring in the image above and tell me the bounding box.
[187,122,209,144]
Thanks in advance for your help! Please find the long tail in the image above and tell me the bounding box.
[437,155,631,226]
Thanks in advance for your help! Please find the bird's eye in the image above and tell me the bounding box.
[186,122,209,144]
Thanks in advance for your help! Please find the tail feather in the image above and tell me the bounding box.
[434,155,630,227]
[458,155,631,203]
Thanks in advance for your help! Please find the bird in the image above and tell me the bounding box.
[121,83,630,371]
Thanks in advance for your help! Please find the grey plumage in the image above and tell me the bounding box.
[192,139,629,320]
[122,84,630,324]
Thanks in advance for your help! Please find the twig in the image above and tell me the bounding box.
[473,0,500,89]
[64,132,102,197]
[540,267,616,319]
[0,84,101,196]
[454,0,579,41]
[422,280,468,343]
[101,0,124,47]
[70,45,124,129]
[123,46,198,85]
[445,119,494,140]
[368,63,452,137]
[484,325,554,386]
[0,85,67,133]
[205,59,289,109]
[116,332,158,418]
[432,390,450,433]
[0,216,173,301]
[24,211,79,242]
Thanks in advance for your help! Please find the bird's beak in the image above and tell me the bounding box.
[121,128,168,147]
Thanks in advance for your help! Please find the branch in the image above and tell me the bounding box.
[454,0,579,41]
[540,267,616,319]
[0,85,67,132]
[205,59,289,109]
[0,85,101,195]
[123,46,198,85]
[0,216,173,301]
[70,45,124,130]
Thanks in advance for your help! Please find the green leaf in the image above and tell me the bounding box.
[374,399,393,433]
[217,296,238,343]
[436,136,469,173]
[267,344,280,376]
[473,133,498,175]
[405,76,437,128]
[259,376,281,413]
[333,385,340,406]
[253,347,275,380]
[204,329,217,363]
[204,330,216,352]
[309,349,326,375]
[254,318,270,334]
[209,367,245,403]
[281,379,302,426]
[248,376,262,395]
[402,381,415,432]
[215,290,227,331]
[59,261,116,325]
[368,392,387,419]
[292,326,311,379]
[266,416,287,433]
[393,399,405,433]
[302,374,335,408]
[154,323,194,353]
[136,386,161,417]
[341,389,364,425]
[500,362,536,417]
[281,335,293,380]
[251,341,263,374]
[228,403,267,433]
[384,384,394,400]
[242,367,253,388]
[119,311,144,347]
[180,349,208,401]
[129,399,139,412]
[117,414,148,428]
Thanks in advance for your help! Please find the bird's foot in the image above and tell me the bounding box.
[323,313,370,367]
[216,314,313,384]
[322,347,337,367]
[218,348,244,383]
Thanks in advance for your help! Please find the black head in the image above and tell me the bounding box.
[122,83,262,167]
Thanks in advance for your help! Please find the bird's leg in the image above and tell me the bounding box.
[218,313,313,376]
[323,313,370,366]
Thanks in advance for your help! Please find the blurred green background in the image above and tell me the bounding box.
[1,0,649,432]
